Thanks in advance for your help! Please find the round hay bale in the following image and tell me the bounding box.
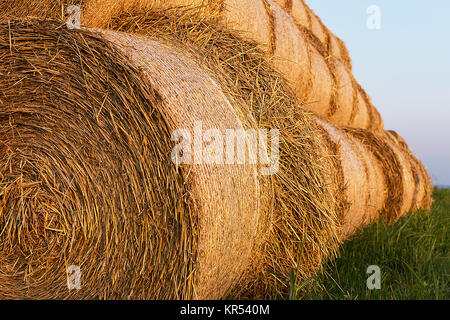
[286,0,309,29]
[308,9,327,45]
[386,131,433,211]
[0,18,263,299]
[221,0,273,52]
[351,90,371,130]
[322,125,432,235]
[313,117,385,238]
[271,0,310,96]
[81,0,432,280]
[273,0,352,70]
[344,128,407,224]
[311,118,430,239]
[1,0,432,298]
[382,133,416,217]
[307,45,333,115]
[99,7,343,299]
[328,58,355,127]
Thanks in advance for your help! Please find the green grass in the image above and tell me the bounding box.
[294,188,449,300]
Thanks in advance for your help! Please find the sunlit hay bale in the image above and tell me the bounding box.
[259,0,380,130]
[272,0,352,70]
[313,117,386,238]
[382,133,417,217]
[385,131,433,211]
[344,128,412,226]
[17,0,376,131]
[347,128,433,219]
[82,0,431,288]
[91,7,343,299]
[0,17,341,299]
[0,18,264,299]
[312,118,433,240]
[0,0,433,299]
[0,0,383,131]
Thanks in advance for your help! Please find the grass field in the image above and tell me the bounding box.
[294,188,449,300]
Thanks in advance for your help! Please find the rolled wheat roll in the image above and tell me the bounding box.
[351,90,371,130]
[288,0,310,28]
[79,2,345,298]
[221,0,273,51]
[386,131,433,211]
[0,18,262,299]
[271,0,310,96]
[99,8,343,299]
[79,0,385,131]
[1,17,344,299]
[307,46,333,115]
[0,0,434,297]
[223,0,383,131]
[382,133,416,217]
[308,9,327,45]
[313,118,431,239]
[85,0,428,249]
[313,117,385,238]
[273,0,351,69]
[328,58,355,126]
[345,128,409,224]
[329,34,345,66]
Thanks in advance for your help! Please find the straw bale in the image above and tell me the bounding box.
[314,118,385,238]
[0,17,343,299]
[0,18,261,299]
[386,131,433,211]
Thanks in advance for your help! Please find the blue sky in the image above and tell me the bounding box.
[307,0,450,185]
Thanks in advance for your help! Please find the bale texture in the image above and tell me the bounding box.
[272,0,353,70]
[385,130,433,211]
[313,117,385,238]
[85,0,385,131]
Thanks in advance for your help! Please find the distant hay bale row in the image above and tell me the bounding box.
[78,0,432,224]
[0,0,353,68]
[0,0,384,131]
[283,0,353,70]
[312,118,432,239]
[0,18,271,299]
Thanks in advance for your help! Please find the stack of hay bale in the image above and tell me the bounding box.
[0,0,432,299]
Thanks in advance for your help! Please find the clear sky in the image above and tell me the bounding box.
[307,0,450,185]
